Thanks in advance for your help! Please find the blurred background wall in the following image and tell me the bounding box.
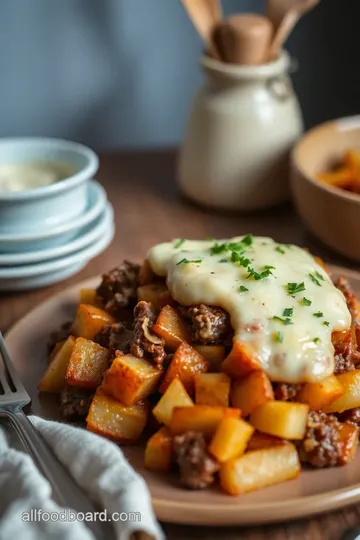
[0,0,358,150]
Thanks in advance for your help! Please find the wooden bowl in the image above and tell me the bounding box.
[291,116,360,261]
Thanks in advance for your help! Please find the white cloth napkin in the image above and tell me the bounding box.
[0,416,164,540]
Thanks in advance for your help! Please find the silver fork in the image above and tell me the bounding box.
[0,332,110,540]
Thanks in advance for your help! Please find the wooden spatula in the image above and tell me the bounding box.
[266,0,319,60]
[181,0,222,60]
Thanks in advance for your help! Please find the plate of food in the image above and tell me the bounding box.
[6,235,360,525]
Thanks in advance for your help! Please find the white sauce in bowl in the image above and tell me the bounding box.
[0,162,76,193]
[148,236,351,383]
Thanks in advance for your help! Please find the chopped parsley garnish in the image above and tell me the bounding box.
[323,321,330,327]
[309,273,322,286]
[283,308,293,317]
[247,266,273,281]
[275,246,285,254]
[313,311,323,318]
[174,239,186,249]
[313,337,321,345]
[239,285,249,292]
[210,243,228,255]
[275,331,284,343]
[219,258,228,263]
[176,258,202,265]
[315,271,325,281]
[210,235,253,255]
[231,251,251,267]
[286,282,305,295]
[272,316,293,325]
[241,234,253,246]
[302,297,312,306]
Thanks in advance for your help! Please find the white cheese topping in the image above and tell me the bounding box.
[147,236,351,383]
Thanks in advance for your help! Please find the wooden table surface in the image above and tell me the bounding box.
[1,150,360,540]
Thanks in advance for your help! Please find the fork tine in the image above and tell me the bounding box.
[0,333,27,394]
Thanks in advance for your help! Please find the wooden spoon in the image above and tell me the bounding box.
[214,14,273,65]
[266,0,319,60]
[181,0,222,60]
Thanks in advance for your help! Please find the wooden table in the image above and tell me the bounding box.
[1,150,359,540]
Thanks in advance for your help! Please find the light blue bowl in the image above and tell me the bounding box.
[0,137,99,235]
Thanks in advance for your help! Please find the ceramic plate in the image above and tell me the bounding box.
[5,265,360,526]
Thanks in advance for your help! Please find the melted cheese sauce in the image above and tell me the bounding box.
[0,162,76,193]
[148,236,351,383]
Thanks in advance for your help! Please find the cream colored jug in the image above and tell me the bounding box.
[178,51,303,211]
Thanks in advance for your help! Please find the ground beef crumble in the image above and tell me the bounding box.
[340,407,360,428]
[95,322,132,360]
[130,301,166,365]
[335,276,358,321]
[333,329,360,374]
[274,383,301,401]
[96,261,140,316]
[173,431,219,489]
[181,304,230,344]
[299,411,343,468]
[60,386,94,420]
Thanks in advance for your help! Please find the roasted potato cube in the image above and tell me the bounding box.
[144,426,173,472]
[72,304,115,340]
[221,341,261,378]
[160,342,209,394]
[102,352,162,406]
[137,284,169,310]
[220,443,300,495]
[337,422,359,465]
[66,338,109,389]
[153,378,194,426]
[170,405,241,437]
[195,373,230,407]
[209,417,254,463]
[38,336,76,393]
[230,370,274,416]
[297,375,344,410]
[153,305,191,351]
[86,388,148,443]
[193,345,226,371]
[250,401,309,440]
[79,289,102,307]
[324,370,360,413]
[247,431,287,451]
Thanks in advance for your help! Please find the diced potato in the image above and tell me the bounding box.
[296,375,344,410]
[221,341,261,378]
[139,259,156,285]
[66,337,109,389]
[195,373,230,407]
[247,431,287,451]
[230,371,274,416]
[324,370,360,413]
[153,378,194,426]
[344,149,360,173]
[209,417,254,463]
[170,405,241,437]
[72,304,115,340]
[160,342,209,394]
[102,352,162,406]
[49,340,65,363]
[86,388,148,443]
[79,288,102,307]
[317,170,354,188]
[38,336,76,393]
[337,422,359,465]
[220,443,300,495]
[153,305,192,351]
[144,426,173,472]
[250,401,309,440]
[137,284,169,310]
[193,345,226,371]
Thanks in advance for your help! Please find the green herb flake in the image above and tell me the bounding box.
[283,308,293,317]
[210,243,228,255]
[275,331,284,343]
[241,234,253,246]
[315,271,325,281]
[313,337,321,345]
[275,246,286,254]
[302,297,312,306]
[286,282,305,295]
[239,285,249,293]
[272,316,293,325]
[323,321,330,327]
[176,258,202,265]
[247,266,273,281]
[231,251,251,267]
[313,311,324,318]
[309,273,322,286]
[174,238,186,249]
